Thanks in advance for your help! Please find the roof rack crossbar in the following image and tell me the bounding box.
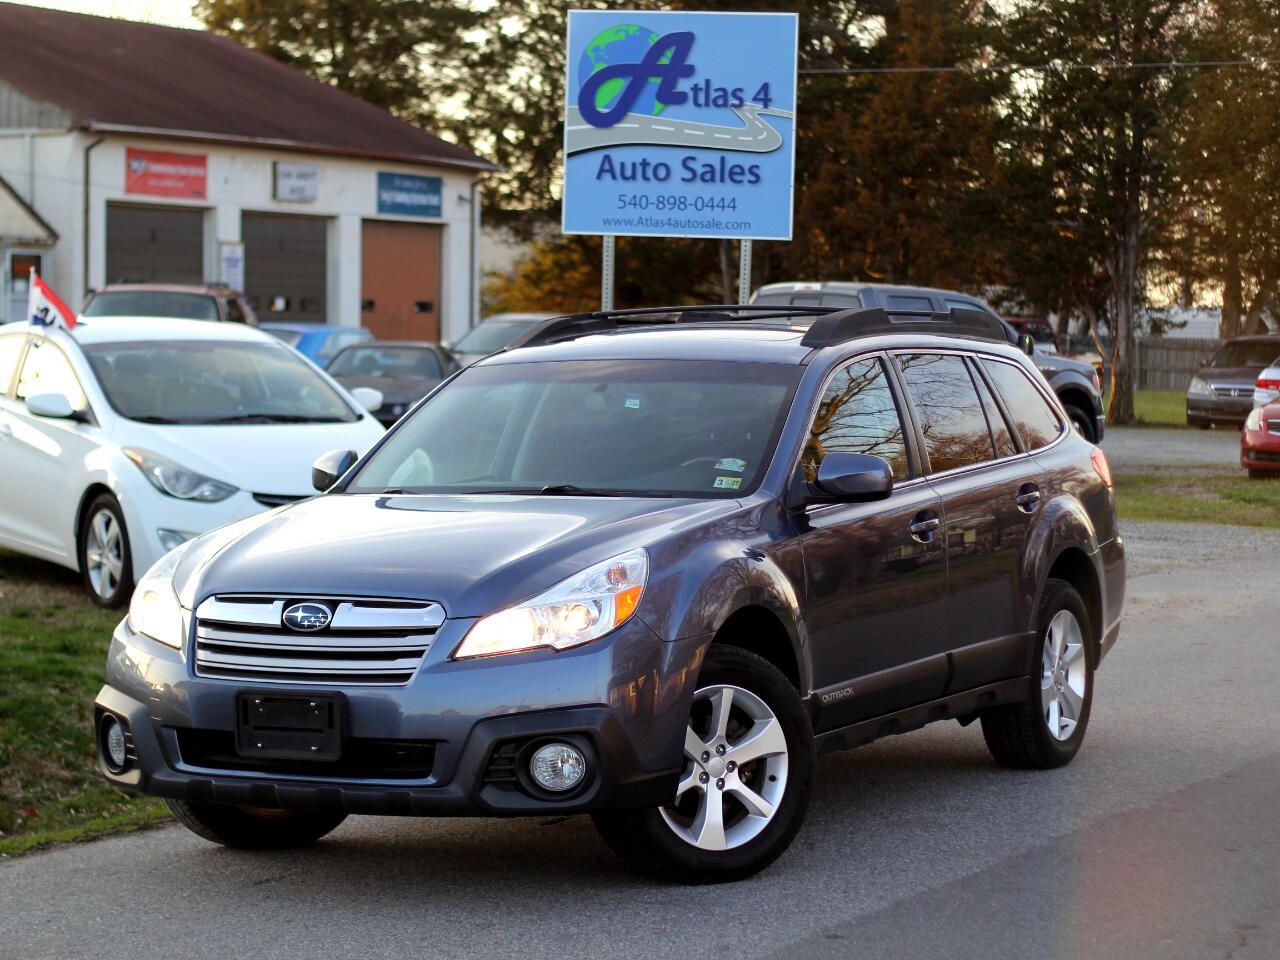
[799,306,1018,349]
[504,304,833,352]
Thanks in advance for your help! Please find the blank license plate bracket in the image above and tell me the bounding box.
[235,692,344,762]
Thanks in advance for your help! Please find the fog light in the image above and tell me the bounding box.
[529,742,586,793]
[102,715,128,772]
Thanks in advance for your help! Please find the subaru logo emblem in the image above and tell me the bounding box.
[282,602,332,632]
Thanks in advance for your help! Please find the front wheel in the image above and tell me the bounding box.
[592,645,814,884]
[78,493,133,608]
[980,578,1094,769]
[166,799,347,849]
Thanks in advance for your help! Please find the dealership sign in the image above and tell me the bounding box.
[377,172,442,218]
[562,10,798,240]
[125,148,207,199]
[274,162,318,202]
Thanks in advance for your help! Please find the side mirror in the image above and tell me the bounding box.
[26,392,78,420]
[350,386,383,412]
[810,453,894,503]
[1018,333,1036,356]
[312,448,358,492]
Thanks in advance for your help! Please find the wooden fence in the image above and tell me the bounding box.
[1135,338,1220,391]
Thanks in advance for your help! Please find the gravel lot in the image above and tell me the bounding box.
[3,519,1278,960]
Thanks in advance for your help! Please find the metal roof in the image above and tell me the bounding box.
[0,2,494,172]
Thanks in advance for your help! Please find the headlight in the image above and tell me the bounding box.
[454,548,648,659]
[1245,407,1263,432]
[124,448,238,502]
[1188,377,1211,397]
[127,545,188,649]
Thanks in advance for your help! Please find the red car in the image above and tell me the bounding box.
[1242,400,1280,478]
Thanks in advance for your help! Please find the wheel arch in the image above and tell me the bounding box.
[74,482,118,568]
[710,604,803,693]
[1043,545,1103,661]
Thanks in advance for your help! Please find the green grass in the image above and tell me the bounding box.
[1104,389,1189,428]
[1115,469,1280,528]
[0,552,168,857]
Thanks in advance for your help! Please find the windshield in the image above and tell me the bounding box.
[453,321,537,355]
[1211,341,1280,368]
[329,345,442,380]
[348,359,800,497]
[83,291,220,321]
[83,340,359,424]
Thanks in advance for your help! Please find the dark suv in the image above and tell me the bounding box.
[96,304,1125,883]
[753,282,1106,442]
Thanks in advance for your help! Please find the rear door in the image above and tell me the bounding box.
[796,354,949,730]
[894,351,1045,691]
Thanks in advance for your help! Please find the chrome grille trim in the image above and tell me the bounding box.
[1267,420,1280,435]
[193,595,442,686]
[1211,384,1251,398]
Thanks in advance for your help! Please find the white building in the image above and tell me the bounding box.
[0,3,494,341]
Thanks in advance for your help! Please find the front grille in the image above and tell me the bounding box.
[1211,384,1252,399]
[193,595,444,685]
[253,493,306,508]
[1267,420,1280,436]
[1245,449,1280,463]
[175,728,435,779]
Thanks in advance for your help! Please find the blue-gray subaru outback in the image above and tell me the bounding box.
[96,305,1125,883]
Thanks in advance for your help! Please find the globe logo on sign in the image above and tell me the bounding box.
[577,26,694,128]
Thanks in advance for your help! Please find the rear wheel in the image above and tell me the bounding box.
[592,646,814,884]
[981,578,1094,769]
[78,493,133,609]
[166,799,347,849]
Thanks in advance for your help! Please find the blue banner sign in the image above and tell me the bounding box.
[562,10,798,241]
[377,172,443,218]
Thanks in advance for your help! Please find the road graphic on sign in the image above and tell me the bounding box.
[565,103,794,156]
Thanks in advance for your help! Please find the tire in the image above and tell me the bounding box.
[165,799,347,849]
[1063,404,1095,442]
[980,578,1094,769]
[78,493,133,609]
[1247,468,1276,481]
[592,645,814,884]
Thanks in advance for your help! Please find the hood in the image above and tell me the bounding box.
[1197,365,1266,385]
[117,418,385,495]
[174,492,740,617]
[1033,353,1095,377]
[333,375,440,406]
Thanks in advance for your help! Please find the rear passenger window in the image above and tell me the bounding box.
[971,362,1018,458]
[803,357,910,482]
[897,354,996,473]
[980,359,1062,451]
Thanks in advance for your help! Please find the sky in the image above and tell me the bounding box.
[20,0,200,29]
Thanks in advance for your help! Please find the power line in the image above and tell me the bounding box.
[800,58,1280,75]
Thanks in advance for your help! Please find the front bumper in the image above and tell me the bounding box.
[96,615,694,816]
[1242,428,1280,473]
[120,487,282,579]
[1187,395,1252,425]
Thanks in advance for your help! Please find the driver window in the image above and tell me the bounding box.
[802,357,910,482]
[16,339,87,411]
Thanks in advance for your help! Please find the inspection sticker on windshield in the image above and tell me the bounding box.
[714,457,747,473]
[624,396,642,409]
[713,476,742,490]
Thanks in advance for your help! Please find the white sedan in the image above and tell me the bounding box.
[1254,360,1280,409]
[0,317,385,607]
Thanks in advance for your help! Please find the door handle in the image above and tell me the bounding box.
[909,512,940,542]
[1015,483,1041,513]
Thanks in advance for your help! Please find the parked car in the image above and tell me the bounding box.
[95,304,1124,883]
[1252,357,1280,409]
[752,282,1106,442]
[1242,400,1280,479]
[0,318,385,607]
[1185,335,1280,428]
[1006,317,1060,354]
[327,341,459,427]
[451,312,555,366]
[82,284,256,325]
[258,322,374,368]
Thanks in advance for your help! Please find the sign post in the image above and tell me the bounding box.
[601,235,616,310]
[563,9,797,306]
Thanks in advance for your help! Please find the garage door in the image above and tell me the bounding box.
[242,212,328,324]
[105,203,204,285]
[361,220,442,341]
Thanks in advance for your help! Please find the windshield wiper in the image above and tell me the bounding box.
[535,484,615,496]
[129,415,187,424]
[196,414,347,424]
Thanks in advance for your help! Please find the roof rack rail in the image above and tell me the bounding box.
[504,304,833,351]
[800,306,1019,349]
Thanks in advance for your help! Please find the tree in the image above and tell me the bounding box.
[999,0,1194,424]
[196,0,475,124]
[1175,0,1280,338]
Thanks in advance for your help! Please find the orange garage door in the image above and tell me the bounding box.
[361,220,442,341]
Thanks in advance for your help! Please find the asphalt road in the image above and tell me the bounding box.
[4,517,1277,959]
[1100,423,1241,469]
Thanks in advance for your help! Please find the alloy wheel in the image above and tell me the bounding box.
[85,508,125,601]
[1041,609,1087,741]
[660,684,789,851]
